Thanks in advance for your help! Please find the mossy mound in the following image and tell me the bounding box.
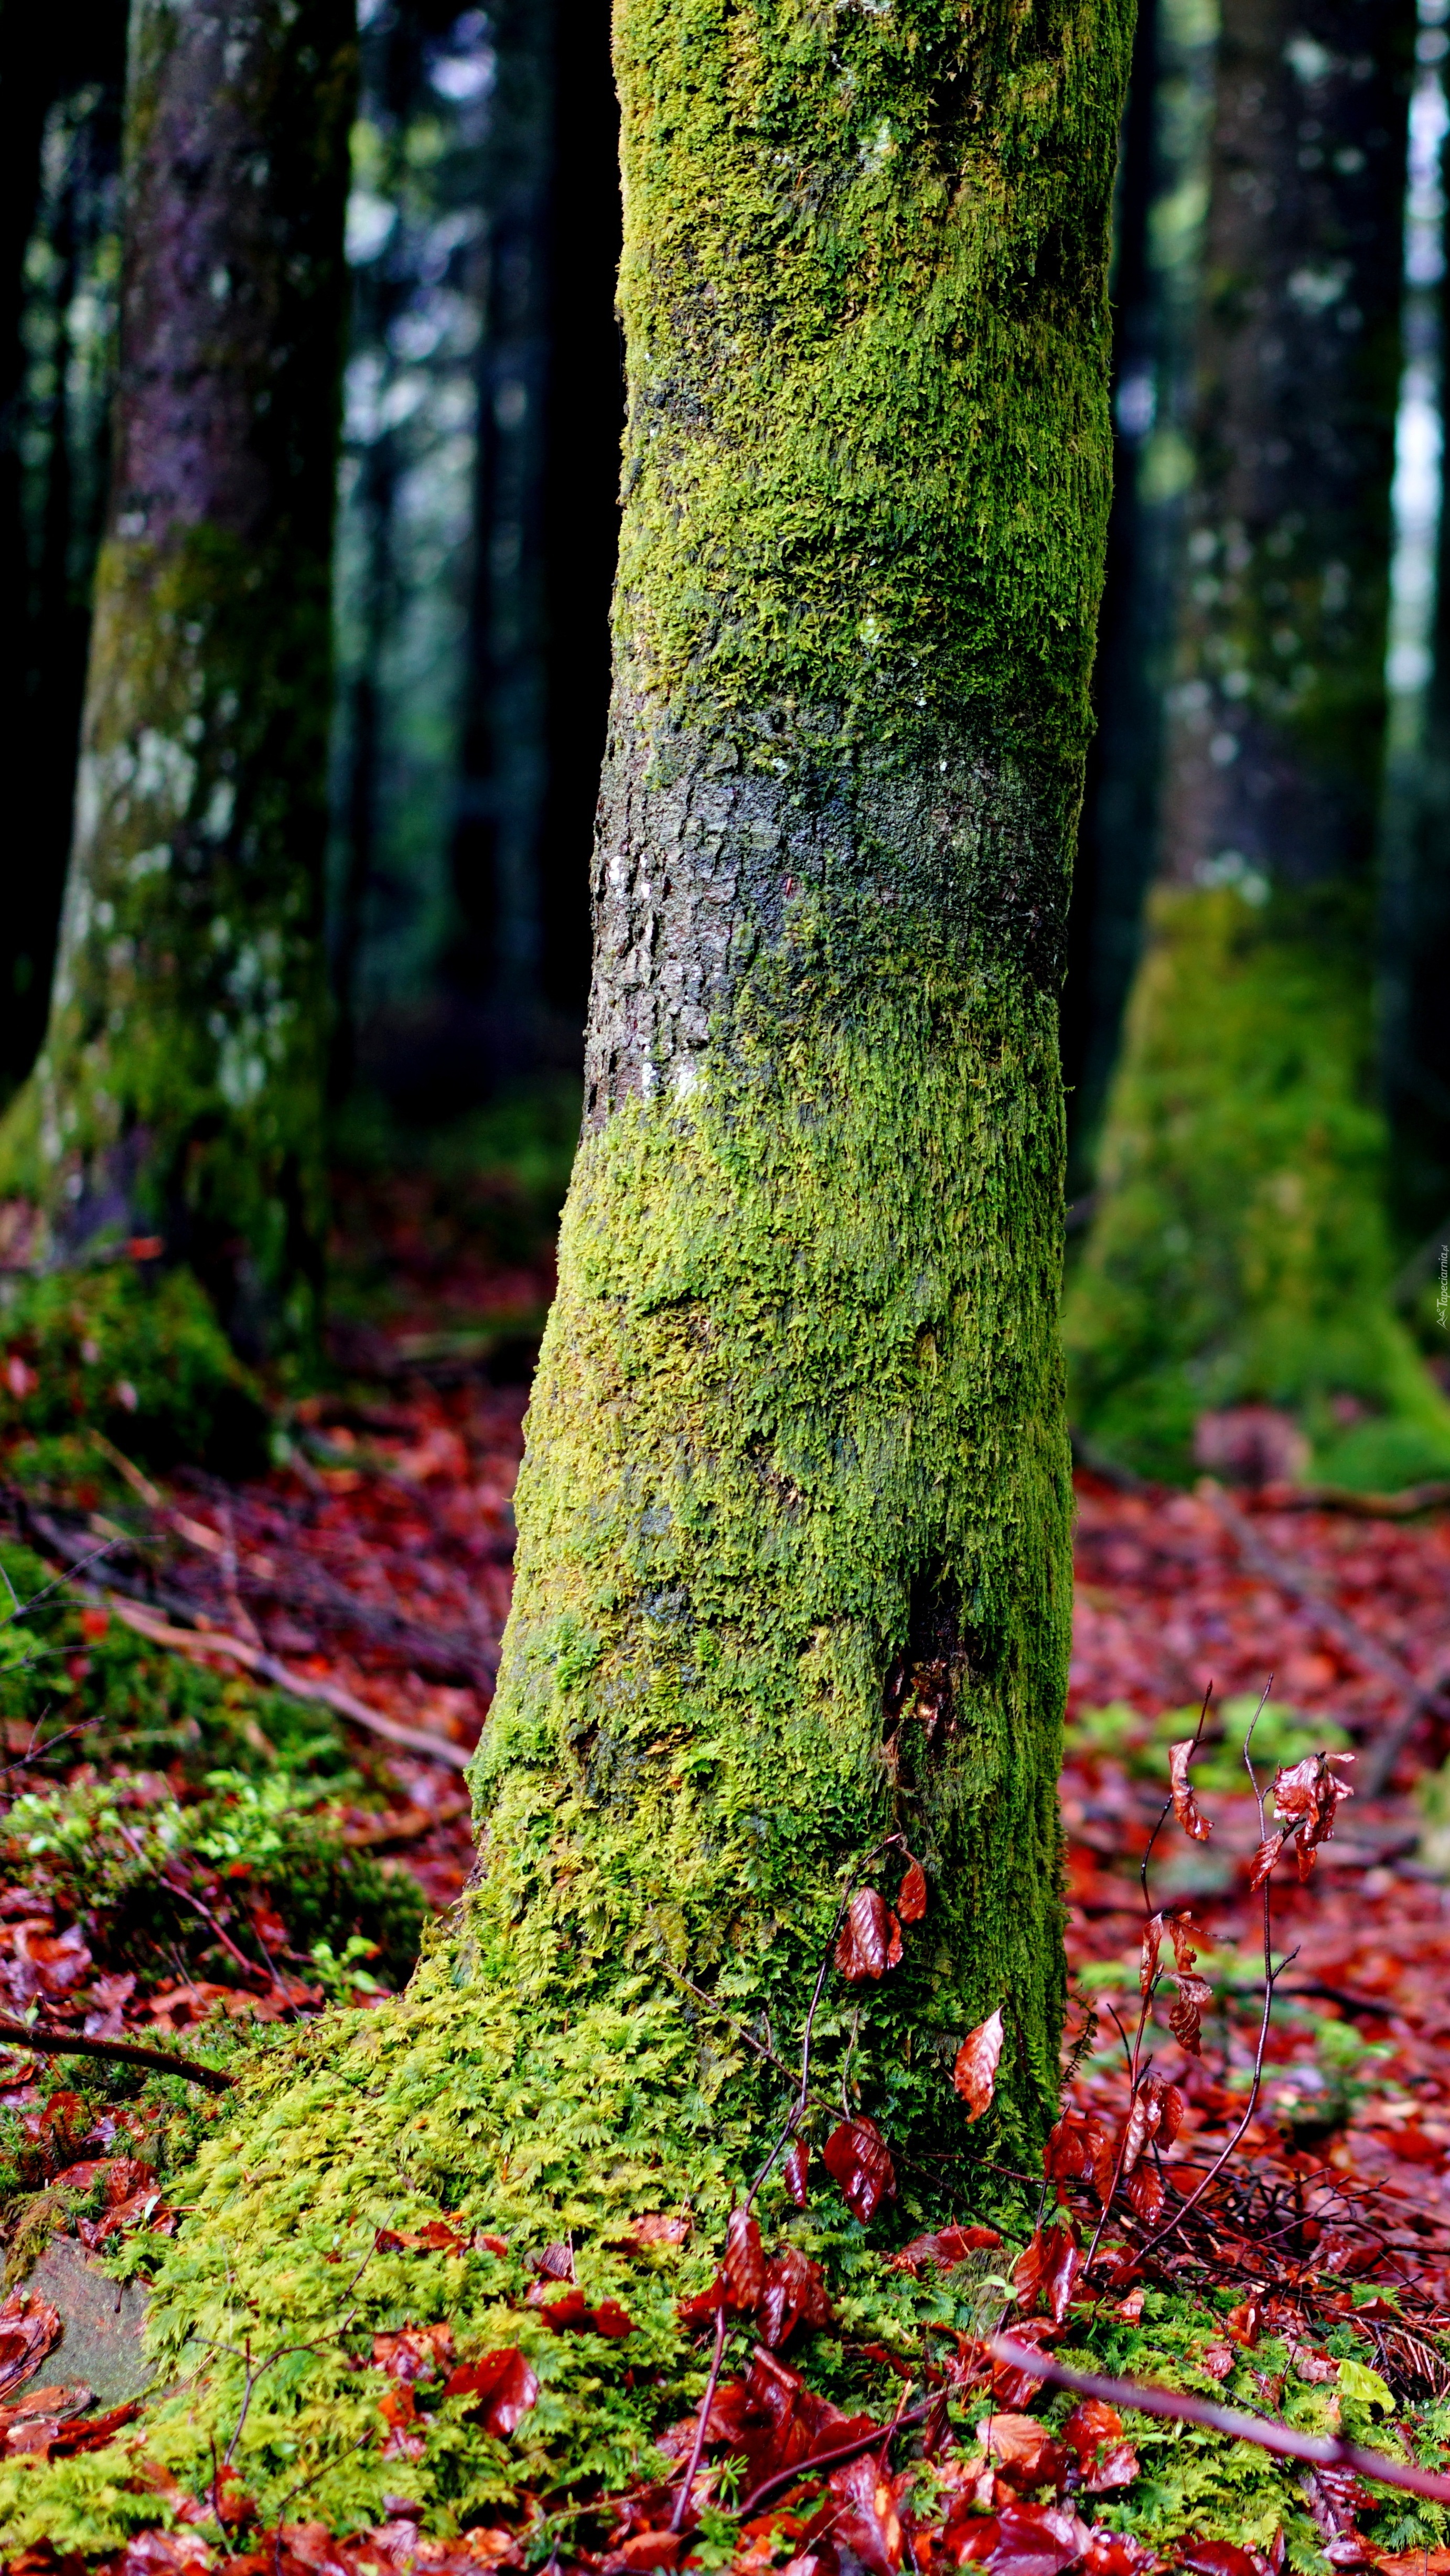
[1065,883,1450,1488]
[0,1264,268,1473]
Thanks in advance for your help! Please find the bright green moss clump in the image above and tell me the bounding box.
[1065,884,1450,1487]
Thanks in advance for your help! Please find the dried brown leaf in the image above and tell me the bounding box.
[953,2005,1004,2120]
[1169,1741,1212,1842]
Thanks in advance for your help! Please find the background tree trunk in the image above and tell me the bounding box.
[1065,0,1447,1490]
[0,0,355,1356]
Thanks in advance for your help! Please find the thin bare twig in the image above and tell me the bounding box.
[0,2011,232,2090]
[990,2336,1450,2505]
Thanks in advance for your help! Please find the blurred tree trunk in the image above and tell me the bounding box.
[0,0,355,1357]
[1066,0,1447,1489]
[0,9,125,1098]
[126,0,1133,2519]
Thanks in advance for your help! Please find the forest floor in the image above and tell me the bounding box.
[3,1158,1450,2574]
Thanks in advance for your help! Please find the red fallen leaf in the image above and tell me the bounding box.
[374,2219,469,2256]
[823,2453,906,2574]
[540,2289,635,2338]
[725,2207,768,2308]
[1178,2548,1264,2576]
[675,2274,727,2328]
[990,2502,1092,2576]
[40,2398,141,2458]
[888,2224,1002,2274]
[822,2116,896,2224]
[944,2511,1003,2566]
[758,2244,834,2348]
[475,2231,509,2257]
[1012,2223,1081,2324]
[1225,2299,1261,2349]
[783,2138,810,2208]
[378,2380,427,2461]
[977,2411,1072,2497]
[443,2346,539,2436]
[735,2345,877,2493]
[527,2239,575,2282]
[1198,2341,1234,2380]
[0,2380,92,2433]
[1062,2398,1140,2494]
[987,2322,1059,2411]
[0,2290,61,2402]
[954,2009,1005,2121]
[620,2212,691,2248]
[1168,1741,1211,1842]
[7,1925,91,2005]
[612,2538,681,2572]
[656,2376,752,2459]
[1078,2534,1158,2575]
[373,2323,454,2381]
[898,1858,928,1924]
[836,1888,904,1983]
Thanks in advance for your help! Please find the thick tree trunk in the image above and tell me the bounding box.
[0,0,355,1355]
[5,0,1132,2542]
[1065,0,1448,1489]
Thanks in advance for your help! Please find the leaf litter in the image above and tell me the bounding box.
[5,1209,1450,2569]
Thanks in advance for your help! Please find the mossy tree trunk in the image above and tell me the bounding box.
[9,0,1135,2540]
[1064,0,1450,1490]
[0,0,355,1355]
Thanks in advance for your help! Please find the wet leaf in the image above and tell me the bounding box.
[898,1857,928,1924]
[953,2006,1005,2120]
[443,2346,539,2436]
[835,1887,904,1983]
[888,2224,1001,2275]
[0,2292,62,2403]
[822,2116,896,2223]
[372,2323,453,2382]
[783,2138,810,2208]
[724,2206,768,2309]
[825,2452,906,2573]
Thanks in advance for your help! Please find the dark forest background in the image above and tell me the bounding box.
[4,0,1449,1253]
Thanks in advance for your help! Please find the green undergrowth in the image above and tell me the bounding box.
[0,1541,346,1783]
[0,1265,268,1473]
[0,1767,427,2003]
[1065,884,1450,1489]
[1062,2287,1447,2567]
[1071,1693,1352,1794]
[0,2055,1433,2563]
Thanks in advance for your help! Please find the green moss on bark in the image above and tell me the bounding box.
[3,0,1134,2542]
[1065,884,1450,1486]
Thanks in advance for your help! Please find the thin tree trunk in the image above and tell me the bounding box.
[39,0,1133,2534]
[0,0,356,1356]
[1066,0,1444,1489]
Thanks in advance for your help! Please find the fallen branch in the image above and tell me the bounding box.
[1201,1481,1450,1793]
[105,1599,473,1773]
[0,2011,232,2092]
[990,2336,1450,2505]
